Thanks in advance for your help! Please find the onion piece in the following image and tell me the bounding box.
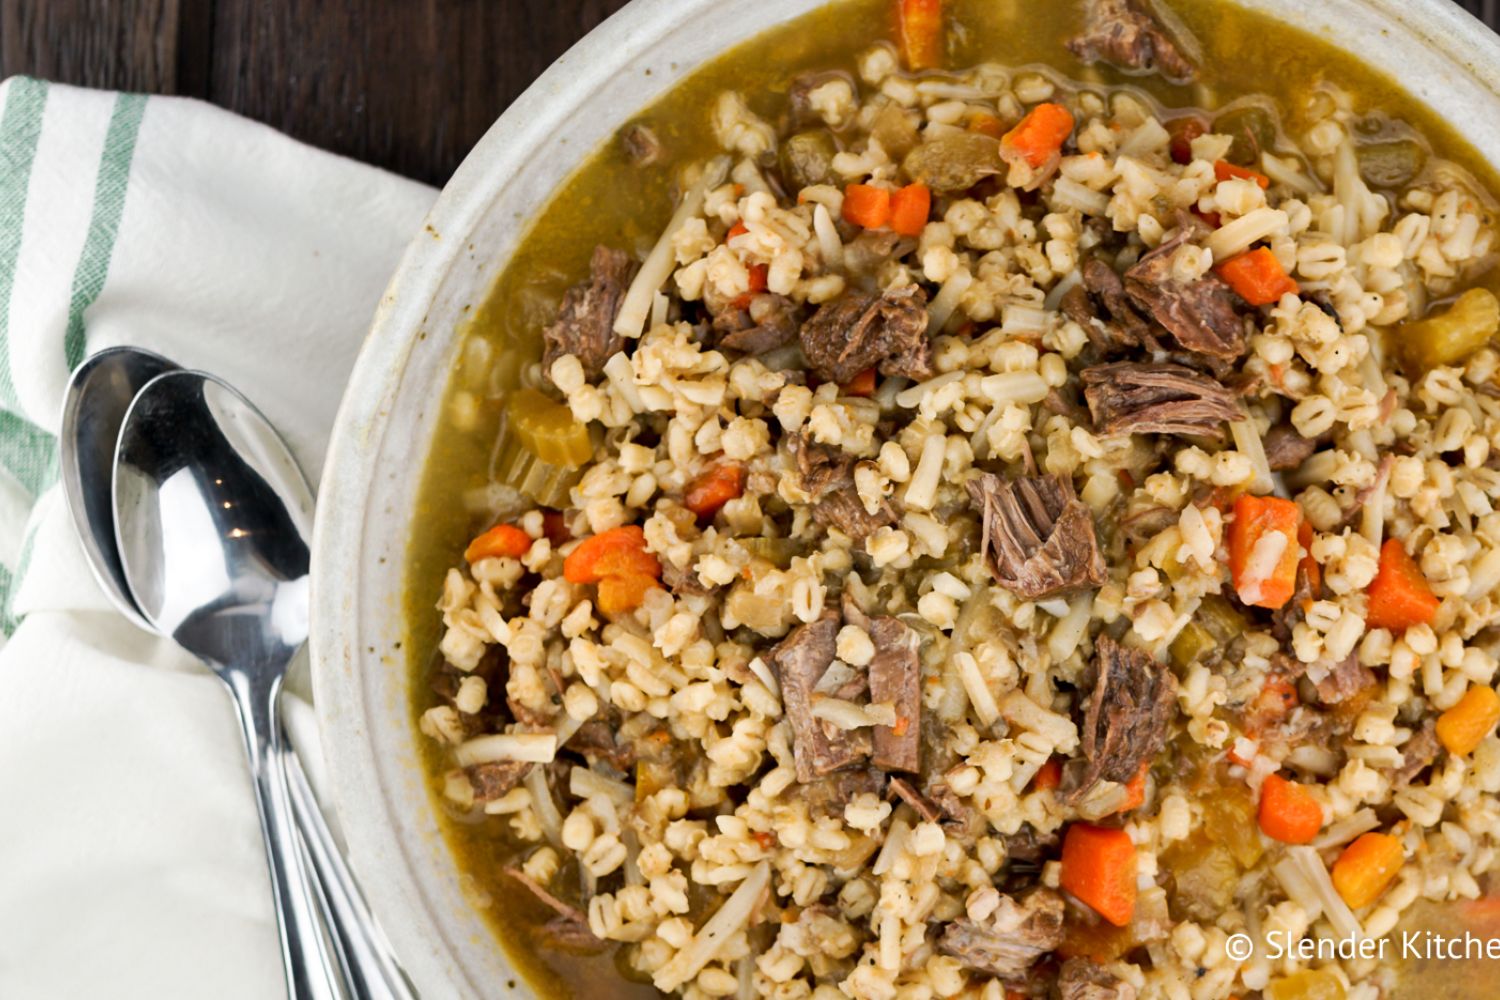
[1046,592,1094,663]
[1275,845,1363,941]
[956,652,1001,728]
[813,203,843,271]
[1231,404,1276,497]
[615,156,731,338]
[1312,808,1380,850]
[523,765,564,848]
[746,656,781,700]
[926,267,973,335]
[653,861,771,992]
[455,732,558,767]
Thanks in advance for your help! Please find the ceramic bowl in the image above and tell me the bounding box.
[310,1,1500,995]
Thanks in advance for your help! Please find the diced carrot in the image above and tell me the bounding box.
[1331,832,1404,909]
[596,572,660,616]
[729,263,770,311]
[1227,494,1302,609]
[1216,247,1299,307]
[563,525,661,585]
[1032,757,1062,791]
[684,462,747,520]
[1297,517,1321,598]
[464,523,532,563]
[895,0,944,71]
[1214,159,1271,189]
[1060,823,1137,927]
[968,112,1005,139]
[842,183,892,229]
[1436,685,1500,756]
[1117,763,1149,813]
[726,221,748,241]
[1257,773,1324,844]
[840,367,878,397]
[890,183,932,236]
[1000,102,1076,169]
[1193,208,1223,229]
[1365,537,1440,631]
[1168,116,1208,165]
[541,511,571,545]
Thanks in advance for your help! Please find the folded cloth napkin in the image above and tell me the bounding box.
[0,78,435,999]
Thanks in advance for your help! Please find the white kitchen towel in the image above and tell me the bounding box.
[0,77,436,999]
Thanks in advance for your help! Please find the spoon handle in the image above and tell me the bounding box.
[283,739,417,1000]
[227,672,346,1000]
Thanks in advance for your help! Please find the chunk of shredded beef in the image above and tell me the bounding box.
[542,245,636,380]
[794,768,886,815]
[505,867,605,954]
[1124,232,1246,360]
[1081,361,1243,438]
[799,285,932,385]
[1396,720,1442,784]
[788,70,856,130]
[464,761,533,803]
[787,432,898,541]
[769,611,870,781]
[1067,636,1176,801]
[1313,654,1376,706]
[846,598,921,773]
[620,123,662,167]
[888,776,942,821]
[815,486,898,541]
[787,431,852,500]
[1067,0,1198,84]
[937,888,1066,979]
[966,473,1107,599]
[1061,258,1160,353]
[1264,422,1318,471]
[713,293,802,354]
[1057,957,1139,1000]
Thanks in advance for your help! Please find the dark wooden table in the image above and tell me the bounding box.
[1,0,1496,186]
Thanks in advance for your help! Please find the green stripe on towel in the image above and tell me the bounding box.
[64,91,147,370]
[0,409,56,498]
[0,78,49,410]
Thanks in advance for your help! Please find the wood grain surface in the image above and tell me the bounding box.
[0,0,1494,184]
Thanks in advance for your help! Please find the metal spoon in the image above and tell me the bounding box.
[110,369,412,1000]
[62,349,414,999]
[59,345,177,631]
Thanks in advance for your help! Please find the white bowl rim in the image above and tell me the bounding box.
[311,2,1500,997]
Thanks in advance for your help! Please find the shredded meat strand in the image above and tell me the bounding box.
[1263,422,1319,471]
[541,245,636,380]
[465,761,533,803]
[714,293,802,354]
[769,611,870,782]
[1067,0,1198,83]
[1057,957,1139,1000]
[888,776,942,822]
[846,596,921,773]
[1067,635,1176,802]
[937,889,1065,979]
[1124,230,1246,360]
[799,285,932,384]
[966,473,1107,599]
[1081,361,1243,438]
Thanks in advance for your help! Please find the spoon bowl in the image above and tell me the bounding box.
[114,370,313,669]
[58,345,178,631]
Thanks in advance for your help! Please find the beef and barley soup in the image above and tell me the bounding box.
[405,1,1500,998]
